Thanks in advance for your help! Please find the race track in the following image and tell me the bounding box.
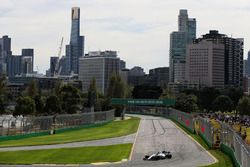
[0,114,216,167]
[87,114,215,167]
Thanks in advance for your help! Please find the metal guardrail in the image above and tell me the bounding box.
[0,110,115,136]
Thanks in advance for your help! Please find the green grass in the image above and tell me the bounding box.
[0,117,140,147]
[171,119,233,167]
[201,150,233,167]
[0,143,132,165]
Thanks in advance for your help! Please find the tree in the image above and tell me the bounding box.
[237,97,250,116]
[107,74,126,116]
[23,79,38,98]
[160,88,174,99]
[87,78,97,108]
[212,95,233,112]
[124,84,133,98]
[220,86,243,109]
[0,75,7,114]
[85,78,108,111]
[54,79,63,96]
[44,95,61,115]
[107,74,126,98]
[198,87,220,112]
[34,95,45,115]
[132,85,162,99]
[13,96,35,116]
[59,85,81,114]
[175,94,199,113]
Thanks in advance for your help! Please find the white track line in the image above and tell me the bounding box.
[129,118,141,161]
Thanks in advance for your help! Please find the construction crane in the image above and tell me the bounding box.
[54,37,64,77]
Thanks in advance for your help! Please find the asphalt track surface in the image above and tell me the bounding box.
[0,114,215,167]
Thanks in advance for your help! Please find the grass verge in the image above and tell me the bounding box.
[171,119,233,167]
[0,117,140,147]
[0,143,132,165]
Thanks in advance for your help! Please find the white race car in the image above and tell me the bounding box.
[143,151,172,161]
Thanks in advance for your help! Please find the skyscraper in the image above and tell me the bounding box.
[65,7,85,75]
[169,9,196,82]
[186,39,225,88]
[79,51,121,94]
[186,30,244,88]
[247,50,250,76]
[21,49,34,74]
[0,35,12,74]
[7,55,22,77]
[50,57,59,77]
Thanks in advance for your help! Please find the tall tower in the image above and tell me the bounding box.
[169,9,196,82]
[178,9,188,32]
[66,7,85,75]
[0,35,12,74]
[70,7,80,45]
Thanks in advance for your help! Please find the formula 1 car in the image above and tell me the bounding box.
[143,151,172,161]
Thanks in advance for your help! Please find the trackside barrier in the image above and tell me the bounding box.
[168,108,195,133]
[221,123,250,167]
[126,106,250,167]
[197,117,213,148]
[0,109,115,138]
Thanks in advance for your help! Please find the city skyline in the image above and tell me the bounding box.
[0,0,249,74]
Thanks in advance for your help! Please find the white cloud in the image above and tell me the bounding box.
[0,0,249,73]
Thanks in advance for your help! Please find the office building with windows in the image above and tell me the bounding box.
[186,40,225,88]
[186,30,243,88]
[169,9,196,83]
[0,35,12,74]
[79,51,121,94]
[65,7,85,75]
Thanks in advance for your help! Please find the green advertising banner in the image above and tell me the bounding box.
[111,98,175,106]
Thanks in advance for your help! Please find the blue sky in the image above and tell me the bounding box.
[0,0,249,74]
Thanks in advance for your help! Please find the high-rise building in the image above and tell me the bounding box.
[65,7,85,75]
[21,49,34,74]
[120,60,126,70]
[196,30,243,87]
[149,67,169,87]
[186,30,244,88]
[129,66,145,76]
[186,40,225,88]
[7,55,22,77]
[79,51,121,94]
[58,56,69,76]
[243,59,248,77]
[247,50,250,76]
[50,57,59,77]
[169,9,196,82]
[0,35,12,74]
[7,48,34,77]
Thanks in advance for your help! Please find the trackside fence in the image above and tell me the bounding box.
[197,117,213,148]
[0,109,115,137]
[221,123,250,167]
[168,108,195,133]
[126,106,250,167]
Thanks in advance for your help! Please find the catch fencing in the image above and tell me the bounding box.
[0,110,114,136]
[126,106,250,167]
[197,117,213,148]
[168,108,195,133]
[221,123,250,167]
